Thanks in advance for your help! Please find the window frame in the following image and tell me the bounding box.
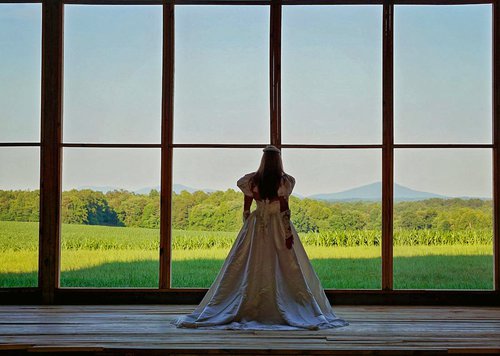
[0,0,498,305]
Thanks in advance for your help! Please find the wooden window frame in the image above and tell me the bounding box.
[0,0,499,305]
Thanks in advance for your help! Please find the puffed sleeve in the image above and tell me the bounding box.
[278,174,296,198]
[237,172,255,197]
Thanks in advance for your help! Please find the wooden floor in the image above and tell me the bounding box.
[1,305,500,355]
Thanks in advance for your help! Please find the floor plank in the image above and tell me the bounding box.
[0,305,499,355]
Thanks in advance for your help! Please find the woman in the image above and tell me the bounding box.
[171,145,348,330]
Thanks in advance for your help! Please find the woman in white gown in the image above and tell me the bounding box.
[172,145,348,330]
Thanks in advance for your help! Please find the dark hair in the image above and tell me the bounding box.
[253,150,284,200]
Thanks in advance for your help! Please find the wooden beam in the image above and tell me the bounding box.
[0,0,42,3]
[280,144,383,149]
[172,144,268,148]
[175,0,271,3]
[270,0,281,147]
[382,0,394,291]
[394,0,491,3]
[39,0,63,304]
[63,0,162,3]
[0,288,41,304]
[51,143,497,149]
[0,0,493,5]
[283,0,383,4]
[19,288,498,305]
[160,0,175,290]
[61,143,161,148]
[493,0,500,291]
[1,287,499,305]
[0,143,41,147]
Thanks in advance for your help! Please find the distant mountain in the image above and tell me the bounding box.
[308,182,448,202]
[291,192,305,199]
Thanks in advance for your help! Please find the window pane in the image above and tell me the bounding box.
[0,148,39,287]
[394,5,492,143]
[282,149,381,289]
[282,6,382,144]
[394,149,493,289]
[171,149,262,288]
[63,5,162,144]
[174,6,270,144]
[61,148,160,288]
[0,4,41,142]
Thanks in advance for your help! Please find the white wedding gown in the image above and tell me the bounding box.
[171,173,348,331]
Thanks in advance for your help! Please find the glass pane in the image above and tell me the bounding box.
[174,6,270,143]
[0,4,41,142]
[282,6,382,144]
[394,149,493,289]
[63,5,162,144]
[61,148,160,287]
[0,148,39,287]
[282,149,381,289]
[171,149,262,287]
[394,5,492,143]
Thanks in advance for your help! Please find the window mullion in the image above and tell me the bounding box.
[270,0,281,147]
[39,0,64,303]
[160,0,174,290]
[493,0,500,291]
[382,0,394,291]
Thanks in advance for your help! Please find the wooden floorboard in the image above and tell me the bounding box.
[0,305,500,355]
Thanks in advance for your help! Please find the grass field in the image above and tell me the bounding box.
[0,221,494,289]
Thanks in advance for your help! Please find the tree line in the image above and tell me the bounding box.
[0,189,492,233]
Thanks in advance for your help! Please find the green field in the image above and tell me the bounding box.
[0,221,494,289]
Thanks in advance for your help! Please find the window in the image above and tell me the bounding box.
[394,149,493,289]
[61,5,162,288]
[282,149,382,289]
[393,5,493,289]
[171,149,262,287]
[0,4,41,288]
[1,0,498,304]
[394,5,492,144]
[174,6,269,144]
[282,5,382,144]
[171,5,269,287]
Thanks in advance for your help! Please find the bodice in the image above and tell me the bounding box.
[255,199,281,214]
[254,199,281,232]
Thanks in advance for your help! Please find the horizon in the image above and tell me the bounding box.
[0,180,493,201]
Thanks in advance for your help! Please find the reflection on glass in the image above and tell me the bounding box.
[174,6,270,143]
[0,148,40,287]
[282,149,382,289]
[394,5,492,143]
[171,149,262,288]
[0,4,41,142]
[282,6,382,144]
[63,5,162,143]
[61,148,160,287]
[394,149,493,289]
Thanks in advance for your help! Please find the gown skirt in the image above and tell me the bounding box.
[171,199,349,331]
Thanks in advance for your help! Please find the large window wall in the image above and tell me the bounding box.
[1,0,499,304]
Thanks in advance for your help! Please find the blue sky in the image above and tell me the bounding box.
[0,4,493,197]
